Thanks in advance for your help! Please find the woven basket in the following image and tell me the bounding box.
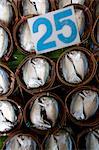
[77,125,99,150]
[0,21,13,61]
[15,55,56,95]
[2,130,41,150]
[0,63,15,98]
[56,46,97,88]
[0,98,23,136]
[13,15,37,55]
[42,127,77,150]
[23,92,66,135]
[65,86,99,127]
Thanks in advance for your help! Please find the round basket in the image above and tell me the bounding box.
[65,86,99,127]
[2,130,41,150]
[91,16,99,48]
[42,127,77,150]
[56,46,97,88]
[77,125,99,150]
[15,55,56,95]
[0,21,13,61]
[0,98,23,136]
[13,15,37,55]
[23,92,66,135]
[0,63,15,98]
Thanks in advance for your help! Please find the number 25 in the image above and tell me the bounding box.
[32,9,77,51]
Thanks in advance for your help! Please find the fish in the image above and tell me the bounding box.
[30,98,51,130]
[0,67,10,94]
[61,51,88,84]
[0,0,13,24]
[70,92,85,120]
[75,9,85,35]
[30,0,49,15]
[5,135,37,150]
[22,58,50,88]
[38,96,59,126]
[58,0,85,8]
[19,22,35,52]
[0,27,8,58]
[86,130,99,150]
[22,0,49,16]
[0,100,17,132]
[70,90,99,120]
[22,0,37,16]
[45,130,72,150]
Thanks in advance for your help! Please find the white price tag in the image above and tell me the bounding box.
[28,6,80,54]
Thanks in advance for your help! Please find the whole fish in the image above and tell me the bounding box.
[22,58,50,88]
[45,130,72,150]
[61,51,88,84]
[0,27,8,58]
[0,67,10,94]
[30,96,59,130]
[86,130,99,150]
[19,22,34,52]
[5,135,37,150]
[30,98,51,130]
[70,90,99,120]
[22,0,49,16]
[0,100,17,132]
[0,0,13,24]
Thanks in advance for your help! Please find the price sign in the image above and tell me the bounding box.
[28,6,80,54]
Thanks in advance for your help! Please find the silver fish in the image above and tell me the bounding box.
[30,0,49,15]
[75,9,85,35]
[22,0,37,16]
[61,51,88,84]
[22,58,50,88]
[70,90,99,120]
[19,22,34,52]
[0,100,17,132]
[0,67,10,94]
[86,130,99,150]
[0,27,8,58]
[5,135,37,150]
[0,0,13,24]
[30,96,59,130]
[45,130,72,150]
[30,98,51,130]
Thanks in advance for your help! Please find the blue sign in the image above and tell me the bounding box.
[28,6,80,54]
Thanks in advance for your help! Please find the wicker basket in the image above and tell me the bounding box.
[42,127,77,150]
[0,98,23,136]
[13,15,37,55]
[15,55,56,95]
[23,92,66,135]
[56,46,97,88]
[65,86,99,127]
[2,130,41,150]
[77,125,99,150]
[0,63,15,98]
